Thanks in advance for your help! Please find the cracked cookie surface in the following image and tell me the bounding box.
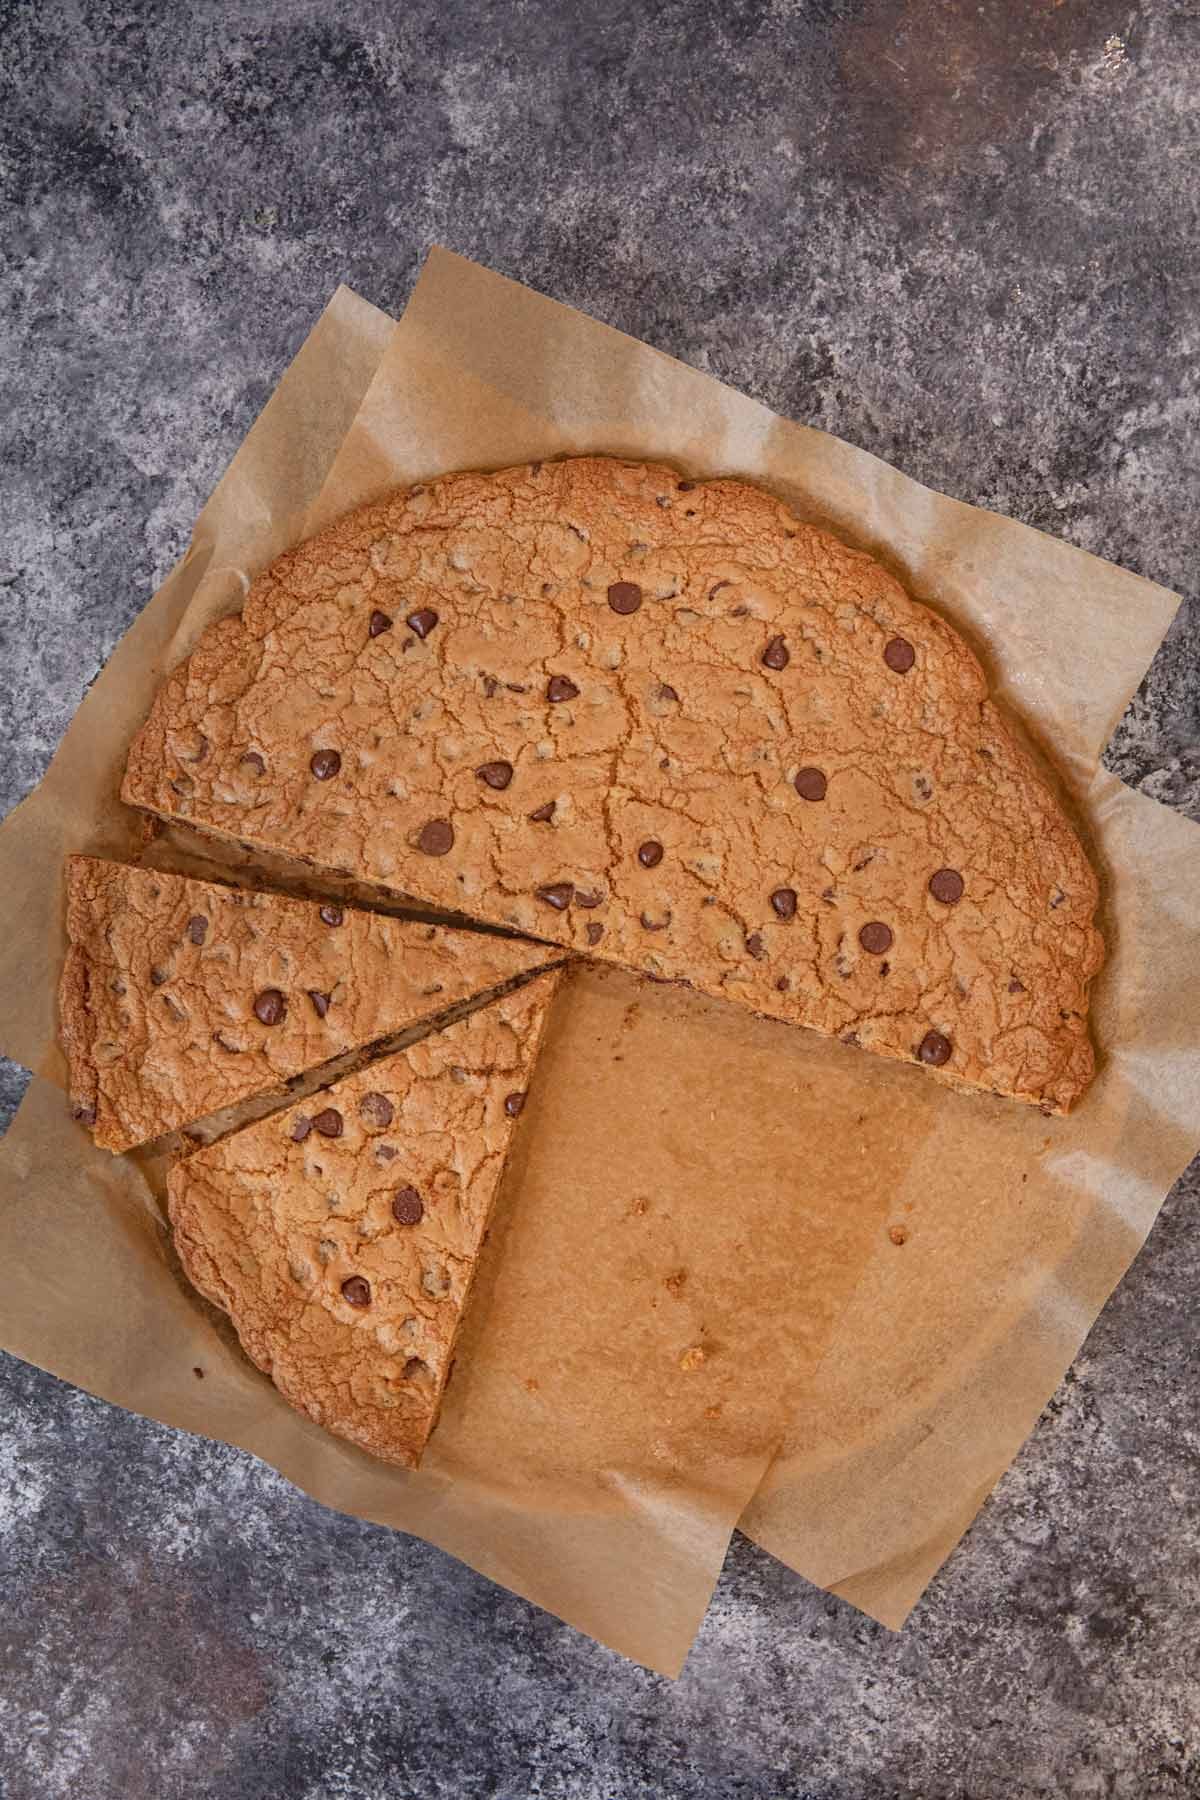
[60,856,559,1151]
[167,971,560,1467]
[124,457,1103,1112]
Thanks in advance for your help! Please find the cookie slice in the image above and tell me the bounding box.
[122,457,1103,1112]
[168,971,561,1467]
[60,856,560,1152]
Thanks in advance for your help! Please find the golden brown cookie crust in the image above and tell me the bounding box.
[167,972,560,1467]
[60,855,559,1151]
[124,458,1103,1112]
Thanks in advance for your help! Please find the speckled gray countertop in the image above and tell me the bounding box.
[2,3,1198,1796]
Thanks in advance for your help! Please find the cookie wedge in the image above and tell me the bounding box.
[168,971,561,1467]
[60,856,560,1150]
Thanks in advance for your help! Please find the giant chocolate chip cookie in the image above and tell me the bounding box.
[124,459,1103,1112]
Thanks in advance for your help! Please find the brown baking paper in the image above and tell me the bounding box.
[1,250,1196,1673]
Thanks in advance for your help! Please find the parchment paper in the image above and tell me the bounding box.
[1,250,1196,1672]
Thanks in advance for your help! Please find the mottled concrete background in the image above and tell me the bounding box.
[2,1,1197,1795]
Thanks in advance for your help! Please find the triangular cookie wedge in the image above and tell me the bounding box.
[168,970,561,1468]
[122,457,1103,1113]
[60,856,561,1151]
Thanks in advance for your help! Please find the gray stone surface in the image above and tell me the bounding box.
[2,1,1198,1794]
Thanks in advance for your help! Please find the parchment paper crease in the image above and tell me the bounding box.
[1,251,1196,1674]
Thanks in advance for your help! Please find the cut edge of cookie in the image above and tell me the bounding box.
[58,851,571,1153]
[153,953,571,1160]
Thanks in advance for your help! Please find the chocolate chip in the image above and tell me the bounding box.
[506,682,528,694]
[406,608,439,639]
[770,888,797,920]
[290,1116,312,1143]
[1008,977,1026,994]
[504,1092,525,1117]
[918,1030,952,1067]
[477,760,514,790]
[776,976,790,992]
[359,1092,394,1128]
[417,818,454,856]
[586,922,604,945]
[310,749,342,781]
[369,610,393,638]
[150,966,168,986]
[678,480,696,492]
[376,1143,397,1162]
[319,904,344,927]
[762,635,789,671]
[253,988,287,1026]
[536,883,573,910]
[884,637,915,673]
[637,840,664,868]
[746,932,765,959]
[482,674,500,697]
[858,921,893,955]
[187,915,208,946]
[929,869,964,905]
[574,889,602,908]
[392,1187,424,1226]
[657,683,679,702]
[341,1276,371,1308]
[529,801,556,822]
[308,990,331,1019]
[608,581,643,615]
[240,751,266,775]
[640,910,671,931]
[313,1108,343,1138]
[794,767,827,802]
[72,1103,96,1126]
[547,675,579,703]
